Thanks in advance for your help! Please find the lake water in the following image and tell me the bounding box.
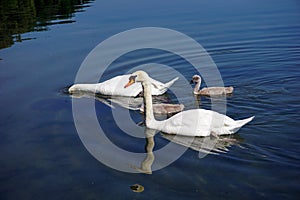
[1,0,300,199]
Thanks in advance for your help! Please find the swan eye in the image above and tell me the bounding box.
[124,75,137,88]
[129,75,137,82]
[192,76,200,81]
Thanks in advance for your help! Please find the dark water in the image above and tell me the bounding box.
[1,0,300,199]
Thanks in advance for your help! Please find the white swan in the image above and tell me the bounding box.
[191,75,234,96]
[124,71,254,137]
[69,74,178,97]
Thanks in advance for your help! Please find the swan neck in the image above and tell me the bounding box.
[142,81,155,126]
[194,80,201,93]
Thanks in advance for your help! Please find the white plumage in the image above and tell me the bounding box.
[69,74,178,97]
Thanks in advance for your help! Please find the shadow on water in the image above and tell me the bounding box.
[0,0,94,49]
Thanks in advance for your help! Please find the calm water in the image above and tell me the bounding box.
[1,0,300,199]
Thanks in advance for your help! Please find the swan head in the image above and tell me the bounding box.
[124,70,149,88]
[68,83,97,94]
[190,75,202,84]
[68,84,81,93]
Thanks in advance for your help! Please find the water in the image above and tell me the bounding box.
[1,0,300,199]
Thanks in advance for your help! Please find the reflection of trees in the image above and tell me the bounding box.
[0,0,36,48]
[0,0,93,49]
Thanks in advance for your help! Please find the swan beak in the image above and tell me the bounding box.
[124,79,135,88]
[190,80,194,84]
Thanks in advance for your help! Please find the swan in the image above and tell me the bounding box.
[69,74,178,97]
[124,71,254,137]
[139,103,184,115]
[191,75,234,96]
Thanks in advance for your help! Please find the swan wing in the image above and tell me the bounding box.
[159,109,230,137]
[158,109,251,136]
[98,75,178,96]
[97,75,142,96]
[200,87,233,96]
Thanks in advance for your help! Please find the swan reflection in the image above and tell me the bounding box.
[161,133,243,155]
[132,127,243,174]
[70,91,142,110]
[70,92,184,114]
[131,128,157,174]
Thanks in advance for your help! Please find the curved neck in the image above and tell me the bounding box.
[141,81,155,126]
[194,80,201,93]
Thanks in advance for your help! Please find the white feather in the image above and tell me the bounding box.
[69,74,178,97]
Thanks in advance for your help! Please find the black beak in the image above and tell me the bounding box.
[190,80,194,84]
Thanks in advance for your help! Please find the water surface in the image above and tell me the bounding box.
[0,0,300,199]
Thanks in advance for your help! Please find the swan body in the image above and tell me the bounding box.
[191,75,234,96]
[69,74,178,97]
[125,71,254,137]
[140,103,184,114]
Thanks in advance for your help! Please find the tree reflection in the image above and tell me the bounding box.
[0,0,93,49]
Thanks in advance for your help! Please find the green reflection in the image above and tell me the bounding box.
[0,0,93,49]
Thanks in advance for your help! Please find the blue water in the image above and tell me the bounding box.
[1,0,300,199]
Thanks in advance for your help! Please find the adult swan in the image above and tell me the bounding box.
[69,74,178,97]
[124,71,254,137]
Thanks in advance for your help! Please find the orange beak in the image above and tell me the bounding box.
[124,78,135,88]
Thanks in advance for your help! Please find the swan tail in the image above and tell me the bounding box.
[236,116,254,127]
[163,77,179,88]
[226,116,254,134]
[153,77,179,95]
